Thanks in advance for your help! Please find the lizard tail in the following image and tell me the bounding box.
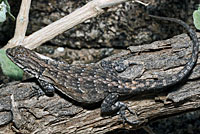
[123,15,199,94]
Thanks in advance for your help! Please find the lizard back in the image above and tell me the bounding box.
[6,47,120,103]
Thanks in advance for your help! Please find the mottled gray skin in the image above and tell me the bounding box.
[6,16,199,125]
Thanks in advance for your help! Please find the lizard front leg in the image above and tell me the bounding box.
[37,79,56,96]
[101,93,140,125]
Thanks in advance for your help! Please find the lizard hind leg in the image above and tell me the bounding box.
[101,59,138,73]
[101,93,140,125]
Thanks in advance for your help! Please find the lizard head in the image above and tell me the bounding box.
[6,46,30,69]
[6,45,32,59]
[6,46,45,77]
[6,46,35,68]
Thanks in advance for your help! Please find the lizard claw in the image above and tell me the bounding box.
[118,103,141,125]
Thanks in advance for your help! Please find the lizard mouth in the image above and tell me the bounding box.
[6,47,14,57]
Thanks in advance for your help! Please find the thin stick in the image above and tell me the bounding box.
[3,0,148,50]
[3,0,31,49]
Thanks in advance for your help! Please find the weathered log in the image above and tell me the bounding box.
[0,33,200,133]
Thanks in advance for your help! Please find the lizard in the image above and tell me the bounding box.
[6,15,199,125]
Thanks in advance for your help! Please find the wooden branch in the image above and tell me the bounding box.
[3,0,147,50]
[3,0,31,49]
[22,1,104,50]
[0,33,200,133]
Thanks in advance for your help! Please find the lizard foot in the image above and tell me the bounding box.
[29,86,46,100]
[101,93,140,125]
[117,102,140,125]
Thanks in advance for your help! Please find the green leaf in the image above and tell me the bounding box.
[4,0,15,21]
[193,7,200,30]
[0,1,7,22]
[0,49,23,80]
[0,0,15,23]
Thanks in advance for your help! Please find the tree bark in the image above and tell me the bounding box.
[0,32,200,133]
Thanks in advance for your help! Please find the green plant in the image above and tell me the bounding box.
[193,5,200,30]
[0,0,15,23]
[0,50,23,80]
